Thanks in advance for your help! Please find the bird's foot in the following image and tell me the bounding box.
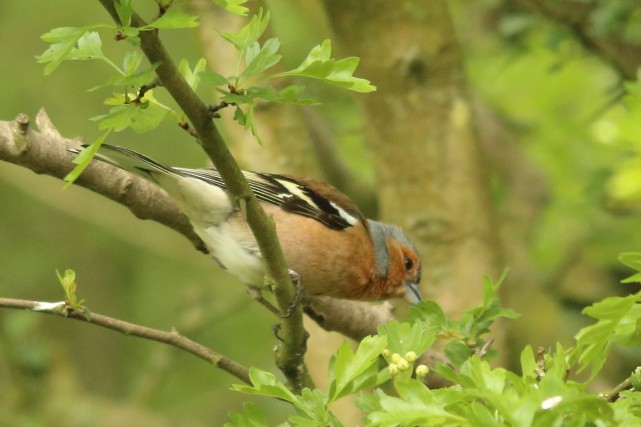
[279,269,305,318]
[246,269,305,318]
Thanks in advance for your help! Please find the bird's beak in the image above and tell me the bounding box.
[404,282,422,304]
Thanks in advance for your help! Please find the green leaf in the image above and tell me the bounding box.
[56,269,78,306]
[533,395,614,427]
[444,340,473,366]
[377,321,435,356]
[179,58,207,90]
[631,368,641,391]
[64,130,111,185]
[92,91,168,133]
[619,252,641,283]
[122,50,143,75]
[118,26,141,46]
[114,0,133,26]
[211,0,249,16]
[231,105,265,145]
[571,292,641,378]
[146,7,199,30]
[199,70,230,87]
[231,367,298,404]
[462,356,507,394]
[241,38,282,81]
[408,300,448,331]
[233,105,247,125]
[222,86,317,106]
[37,26,93,74]
[622,272,641,284]
[456,272,519,340]
[273,85,318,105]
[277,40,376,93]
[366,384,466,427]
[221,9,270,54]
[328,335,387,402]
[90,63,158,92]
[355,388,385,414]
[67,31,104,61]
[224,402,267,427]
[519,346,539,379]
[55,269,87,314]
[290,388,336,426]
[619,252,641,271]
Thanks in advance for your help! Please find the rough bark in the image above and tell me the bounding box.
[322,0,502,313]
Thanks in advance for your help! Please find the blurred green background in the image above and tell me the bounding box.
[3,0,641,425]
[0,1,281,425]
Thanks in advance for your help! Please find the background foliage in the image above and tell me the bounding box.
[3,0,641,425]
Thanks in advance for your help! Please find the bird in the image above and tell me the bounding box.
[69,144,422,302]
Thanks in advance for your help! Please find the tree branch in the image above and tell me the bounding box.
[96,0,312,391]
[0,297,251,385]
[602,372,636,402]
[0,110,206,252]
[518,0,641,81]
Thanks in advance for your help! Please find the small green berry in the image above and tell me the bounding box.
[397,358,410,370]
[415,364,429,378]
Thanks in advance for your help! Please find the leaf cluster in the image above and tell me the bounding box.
[227,265,641,426]
[36,1,375,178]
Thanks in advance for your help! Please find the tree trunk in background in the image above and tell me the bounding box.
[189,2,365,423]
[322,0,502,313]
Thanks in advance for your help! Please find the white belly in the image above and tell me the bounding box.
[153,172,267,286]
[193,221,266,286]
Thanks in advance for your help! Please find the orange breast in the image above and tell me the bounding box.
[264,204,390,300]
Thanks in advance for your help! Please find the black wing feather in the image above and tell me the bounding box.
[176,168,352,230]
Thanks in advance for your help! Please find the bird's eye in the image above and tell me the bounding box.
[404,256,413,271]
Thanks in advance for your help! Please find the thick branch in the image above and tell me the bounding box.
[0,297,251,384]
[0,110,206,252]
[97,0,311,391]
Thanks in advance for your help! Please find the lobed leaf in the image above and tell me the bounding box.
[211,0,249,16]
[328,336,387,402]
[277,40,375,93]
[221,9,270,54]
[146,7,199,30]
[37,26,97,74]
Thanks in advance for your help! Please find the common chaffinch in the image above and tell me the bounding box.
[70,144,422,302]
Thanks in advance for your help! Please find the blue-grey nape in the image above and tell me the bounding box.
[367,220,419,278]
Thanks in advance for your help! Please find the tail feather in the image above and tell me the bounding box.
[69,143,178,179]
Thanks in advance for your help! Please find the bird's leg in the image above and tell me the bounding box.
[272,323,284,341]
[245,285,281,317]
[271,323,310,354]
[247,269,305,318]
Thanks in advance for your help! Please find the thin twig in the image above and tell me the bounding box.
[518,0,641,81]
[0,297,251,385]
[133,79,162,104]
[208,101,234,118]
[603,378,633,402]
